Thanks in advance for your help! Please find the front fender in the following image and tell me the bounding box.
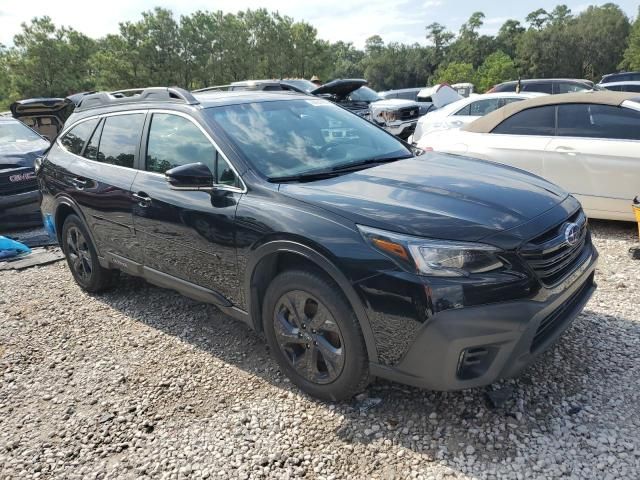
[245,240,379,363]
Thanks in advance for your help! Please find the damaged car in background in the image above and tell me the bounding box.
[0,116,50,230]
[195,78,421,140]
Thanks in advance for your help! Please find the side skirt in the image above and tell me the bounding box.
[100,252,252,328]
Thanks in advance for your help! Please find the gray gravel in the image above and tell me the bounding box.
[1,220,639,479]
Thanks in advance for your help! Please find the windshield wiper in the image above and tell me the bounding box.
[269,154,413,183]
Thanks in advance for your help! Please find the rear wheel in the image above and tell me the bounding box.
[263,269,369,401]
[61,214,117,292]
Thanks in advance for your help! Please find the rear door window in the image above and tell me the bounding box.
[555,82,591,94]
[522,82,553,94]
[60,118,99,156]
[96,114,145,168]
[492,106,556,136]
[557,104,640,140]
[467,98,502,116]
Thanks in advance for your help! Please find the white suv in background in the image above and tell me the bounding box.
[411,92,546,144]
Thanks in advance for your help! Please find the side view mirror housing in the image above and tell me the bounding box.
[165,162,214,191]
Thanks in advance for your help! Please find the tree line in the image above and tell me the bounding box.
[1,3,640,109]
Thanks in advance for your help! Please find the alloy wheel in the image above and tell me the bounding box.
[273,290,345,384]
[66,226,93,282]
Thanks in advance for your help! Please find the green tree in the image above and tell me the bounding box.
[621,8,640,70]
[8,17,95,97]
[476,51,518,92]
[496,20,525,59]
[435,62,476,85]
[571,3,630,80]
[425,23,454,64]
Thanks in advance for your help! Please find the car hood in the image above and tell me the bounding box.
[0,139,49,168]
[280,153,568,242]
[311,79,368,97]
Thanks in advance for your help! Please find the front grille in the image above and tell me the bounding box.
[0,168,38,196]
[531,273,593,351]
[520,210,590,286]
[398,106,420,121]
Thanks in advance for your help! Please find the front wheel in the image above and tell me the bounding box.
[263,269,369,401]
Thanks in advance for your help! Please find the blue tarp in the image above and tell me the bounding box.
[0,236,31,260]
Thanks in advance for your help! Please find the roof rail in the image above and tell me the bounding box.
[191,85,234,93]
[76,87,199,111]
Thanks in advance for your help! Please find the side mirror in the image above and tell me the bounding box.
[165,162,214,191]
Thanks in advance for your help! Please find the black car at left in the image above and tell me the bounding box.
[0,116,50,230]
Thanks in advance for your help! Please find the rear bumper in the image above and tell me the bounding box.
[370,248,597,391]
[0,189,42,230]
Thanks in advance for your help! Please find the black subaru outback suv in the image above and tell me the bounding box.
[38,87,597,400]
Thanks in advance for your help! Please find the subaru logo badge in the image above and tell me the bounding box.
[564,223,580,246]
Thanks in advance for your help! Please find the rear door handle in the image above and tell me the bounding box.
[70,177,88,190]
[555,146,577,155]
[132,192,152,208]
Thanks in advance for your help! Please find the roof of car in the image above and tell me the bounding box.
[463,91,640,133]
[379,87,423,94]
[498,78,591,85]
[194,90,309,107]
[599,80,640,86]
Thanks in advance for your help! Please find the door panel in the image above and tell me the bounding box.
[132,111,244,304]
[131,172,242,304]
[53,113,146,262]
[467,134,552,175]
[544,138,639,219]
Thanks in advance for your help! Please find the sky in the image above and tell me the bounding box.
[0,0,638,49]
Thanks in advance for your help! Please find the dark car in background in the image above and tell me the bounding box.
[9,93,93,141]
[488,78,598,95]
[0,117,50,230]
[599,71,640,84]
[10,97,74,141]
[38,86,597,401]
[597,81,640,93]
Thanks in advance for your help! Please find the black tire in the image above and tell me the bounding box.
[61,214,118,292]
[263,269,369,401]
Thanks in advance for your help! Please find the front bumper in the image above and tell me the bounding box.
[368,247,598,391]
[382,120,417,140]
[0,189,42,231]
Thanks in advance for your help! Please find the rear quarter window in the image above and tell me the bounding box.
[557,104,640,140]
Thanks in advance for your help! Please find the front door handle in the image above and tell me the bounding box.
[132,192,152,208]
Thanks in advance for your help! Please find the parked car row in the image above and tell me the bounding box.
[414,91,640,222]
[35,86,597,401]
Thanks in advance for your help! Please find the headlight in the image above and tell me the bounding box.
[372,109,399,125]
[358,225,504,277]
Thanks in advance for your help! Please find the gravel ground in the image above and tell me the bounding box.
[1,220,639,479]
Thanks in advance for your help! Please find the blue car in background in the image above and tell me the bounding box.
[0,117,50,230]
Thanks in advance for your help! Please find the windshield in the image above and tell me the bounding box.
[0,120,44,143]
[205,99,411,179]
[348,87,382,103]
